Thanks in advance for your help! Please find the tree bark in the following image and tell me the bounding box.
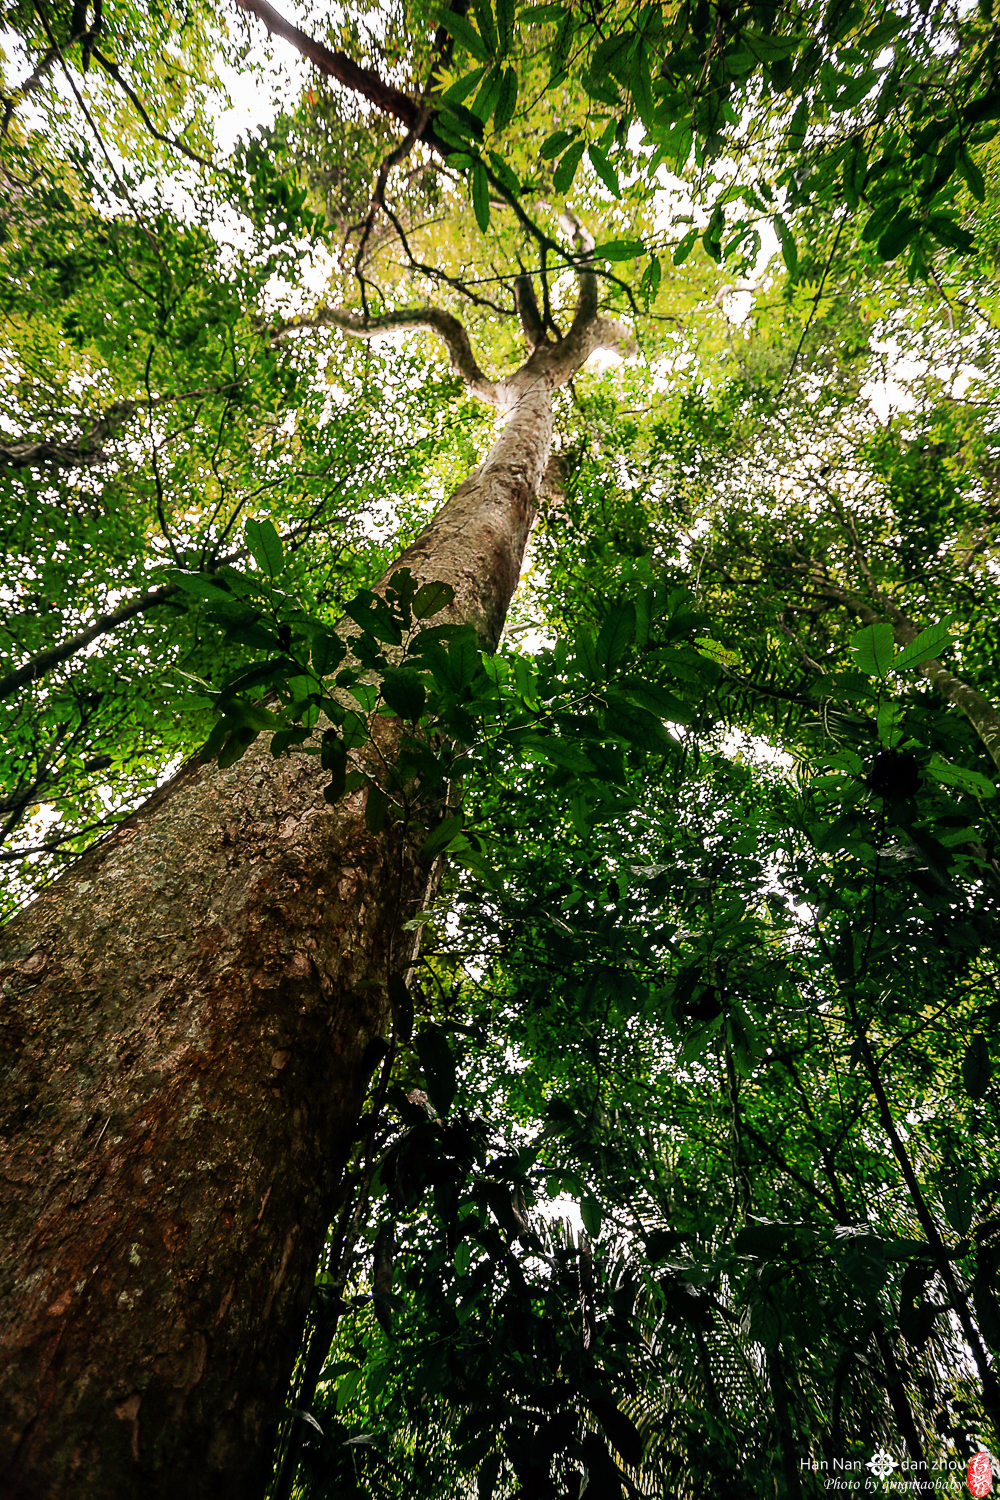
[0,292,630,1498]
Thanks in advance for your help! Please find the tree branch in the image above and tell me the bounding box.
[0,385,241,471]
[0,585,179,703]
[231,0,449,157]
[514,269,545,350]
[275,305,499,404]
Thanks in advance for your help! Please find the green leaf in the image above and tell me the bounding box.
[596,600,635,670]
[380,668,426,720]
[540,127,577,160]
[926,213,975,253]
[928,755,996,799]
[439,99,486,142]
[422,812,465,858]
[471,0,498,55]
[580,1194,602,1237]
[471,161,491,231]
[478,1453,502,1500]
[432,4,490,61]
[743,29,802,60]
[785,99,808,150]
[553,139,586,194]
[877,209,918,261]
[575,625,599,681]
[454,1240,472,1274]
[942,1168,975,1235]
[547,9,574,85]
[849,622,894,677]
[442,66,486,104]
[495,0,514,51]
[893,619,952,670]
[592,238,644,261]
[591,1399,643,1467]
[337,1369,363,1410]
[604,695,675,752]
[365,783,389,833]
[493,67,518,131]
[284,1407,324,1436]
[588,143,620,197]
[630,36,653,126]
[413,580,455,618]
[733,1222,791,1256]
[416,1024,457,1116]
[963,1034,993,1100]
[959,146,986,202]
[472,64,504,122]
[640,254,661,300]
[245,518,284,577]
[618,676,691,723]
[487,149,520,194]
[388,972,414,1044]
[774,213,797,277]
[673,227,698,265]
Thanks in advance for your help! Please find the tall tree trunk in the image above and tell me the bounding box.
[0,286,630,1498]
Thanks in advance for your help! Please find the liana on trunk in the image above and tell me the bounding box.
[0,262,632,1499]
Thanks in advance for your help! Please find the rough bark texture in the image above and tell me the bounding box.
[0,290,630,1497]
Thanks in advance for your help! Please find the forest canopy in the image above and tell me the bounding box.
[4,0,1000,1494]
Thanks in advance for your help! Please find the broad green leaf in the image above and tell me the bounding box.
[495,0,514,51]
[893,619,952,670]
[413,580,455,618]
[487,149,520,193]
[245,518,284,577]
[471,0,498,55]
[592,238,644,261]
[774,212,797,276]
[591,1399,643,1467]
[472,64,504,122]
[942,1168,975,1235]
[733,1222,792,1256]
[422,812,465,858]
[471,161,491,230]
[337,1369,363,1410]
[588,143,620,197]
[926,213,975,252]
[365,783,388,833]
[416,1024,457,1116]
[454,1240,472,1275]
[596,600,635,670]
[540,127,577,160]
[963,1035,992,1100]
[380,668,426,720]
[618,676,691,723]
[432,5,490,61]
[580,1195,602,1237]
[493,67,518,131]
[553,139,586,194]
[877,209,918,261]
[849,622,894,676]
[959,146,986,202]
[442,66,485,104]
[630,36,653,126]
[547,9,574,85]
[928,755,996,799]
[673,227,698,264]
[743,29,802,60]
[604,695,674,752]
